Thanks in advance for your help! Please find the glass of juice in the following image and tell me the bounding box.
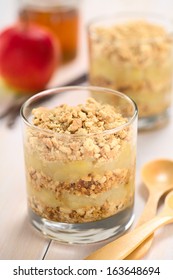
[18,0,80,63]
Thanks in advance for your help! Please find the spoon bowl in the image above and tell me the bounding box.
[142,159,173,191]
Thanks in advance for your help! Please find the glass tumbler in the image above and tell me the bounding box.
[88,13,173,130]
[21,86,138,244]
[18,0,80,63]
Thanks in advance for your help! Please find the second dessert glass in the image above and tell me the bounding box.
[88,13,173,130]
[21,86,138,243]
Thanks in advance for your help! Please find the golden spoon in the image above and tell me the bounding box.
[125,159,173,260]
[85,190,173,260]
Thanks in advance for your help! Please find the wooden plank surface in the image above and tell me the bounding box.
[0,122,50,259]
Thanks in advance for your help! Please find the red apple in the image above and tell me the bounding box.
[0,23,61,94]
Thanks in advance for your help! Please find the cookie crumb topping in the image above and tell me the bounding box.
[32,98,127,134]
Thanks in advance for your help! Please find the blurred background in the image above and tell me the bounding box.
[1,0,173,29]
[1,0,173,122]
[1,0,173,67]
[0,1,172,75]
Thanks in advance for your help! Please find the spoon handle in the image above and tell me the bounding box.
[85,215,173,260]
[125,192,162,260]
[136,192,162,226]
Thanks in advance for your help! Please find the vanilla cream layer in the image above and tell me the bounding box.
[27,181,134,210]
[25,143,134,183]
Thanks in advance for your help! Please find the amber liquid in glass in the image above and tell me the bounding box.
[19,6,79,63]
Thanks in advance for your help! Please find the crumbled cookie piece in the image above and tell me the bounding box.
[32,98,127,134]
[26,98,129,163]
[29,194,134,223]
[90,20,172,66]
[27,167,132,196]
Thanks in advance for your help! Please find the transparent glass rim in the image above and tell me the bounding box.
[20,85,138,138]
[88,11,173,43]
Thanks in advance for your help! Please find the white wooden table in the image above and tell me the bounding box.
[0,0,173,261]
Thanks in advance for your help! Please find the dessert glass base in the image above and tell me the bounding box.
[138,108,170,131]
[29,206,134,244]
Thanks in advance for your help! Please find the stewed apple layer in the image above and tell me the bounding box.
[25,141,134,183]
[89,58,172,118]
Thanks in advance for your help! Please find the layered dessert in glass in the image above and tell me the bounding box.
[21,86,137,243]
[88,14,173,129]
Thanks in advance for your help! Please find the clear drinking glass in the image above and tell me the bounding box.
[88,13,173,130]
[21,86,138,244]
